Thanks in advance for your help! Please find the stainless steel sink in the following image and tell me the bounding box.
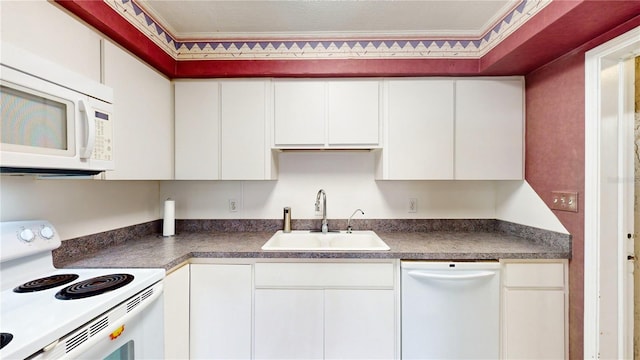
[261,230,390,251]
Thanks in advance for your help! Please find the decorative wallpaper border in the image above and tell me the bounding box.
[104,0,551,60]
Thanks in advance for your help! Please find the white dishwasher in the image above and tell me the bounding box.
[401,261,501,359]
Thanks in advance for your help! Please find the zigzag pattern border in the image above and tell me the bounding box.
[104,0,551,60]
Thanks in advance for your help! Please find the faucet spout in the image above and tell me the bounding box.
[315,189,328,233]
[346,209,364,233]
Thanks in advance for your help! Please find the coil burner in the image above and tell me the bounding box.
[13,274,80,293]
[55,274,134,300]
[0,333,13,349]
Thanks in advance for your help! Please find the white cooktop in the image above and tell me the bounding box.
[0,267,164,360]
[0,220,164,359]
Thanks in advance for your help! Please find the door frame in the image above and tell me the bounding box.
[584,26,639,359]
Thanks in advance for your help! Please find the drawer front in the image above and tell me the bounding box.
[503,262,565,288]
[255,262,394,288]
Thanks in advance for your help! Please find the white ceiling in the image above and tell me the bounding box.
[137,0,518,40]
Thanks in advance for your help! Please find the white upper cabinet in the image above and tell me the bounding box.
[273,79,380,149]
[174,77,522,181]
[455,78,524,180]
[327,81,380,146]
[102,41,174,180]
[274,81,326,146]
[173,79,276,180]
[174,81,220,180]
[220,80,275,180]
[1,1,102,82]
[377,77,524,180]
[378,79,454,180]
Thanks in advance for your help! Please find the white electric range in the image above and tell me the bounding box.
[0,220,165,359]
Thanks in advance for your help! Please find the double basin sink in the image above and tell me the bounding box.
[262,230,390,251]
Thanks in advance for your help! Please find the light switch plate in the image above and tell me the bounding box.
[550,191,578,212]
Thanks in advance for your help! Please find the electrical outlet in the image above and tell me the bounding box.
[228,199,238,212]
[550,191,578,212]
[409,198,418,213]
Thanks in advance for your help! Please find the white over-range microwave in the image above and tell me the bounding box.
[0,43,114,175]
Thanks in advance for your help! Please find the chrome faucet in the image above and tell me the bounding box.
[315,189,328,233]
[346,209,364,233]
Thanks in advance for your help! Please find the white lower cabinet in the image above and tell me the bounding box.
[254,261,398,360]
[501,260,568,359]
[324,289,396,359]
[254,289,325,359]
[163,264,190,359]
[182,259,568,360]
[190,264,253,359]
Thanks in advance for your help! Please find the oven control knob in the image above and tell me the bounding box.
[19,228,35,242]
[40,226,54,239]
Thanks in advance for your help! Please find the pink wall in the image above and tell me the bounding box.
[525,52,585,359]
[525,15,639,359]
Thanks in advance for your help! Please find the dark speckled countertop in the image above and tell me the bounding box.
[55,219,571,271]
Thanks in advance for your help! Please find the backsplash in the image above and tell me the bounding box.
[53,221,160,266]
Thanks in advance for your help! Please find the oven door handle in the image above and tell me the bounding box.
[38,282,163,359]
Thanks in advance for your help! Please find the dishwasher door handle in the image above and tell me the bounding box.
[407,270,497,281]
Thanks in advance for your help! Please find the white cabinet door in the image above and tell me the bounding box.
[273,80,326,146]
[324,289,395,360]
[254,261,397,359]
[273,80,381,148]
[502,261,567,360]
[503,289,566,359]
[381,79,454,179]
[220,80,272,180]
[1,1,102,81]
[455,79,524,180]
[164,265,190,360]
[102,41,173,180]
[254,289,324,359]
[327,81,380,145]
[174,81,220,179]
[190,264,252,360]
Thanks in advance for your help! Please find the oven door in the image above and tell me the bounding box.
[79,295,164,360]
[31,283,164,360]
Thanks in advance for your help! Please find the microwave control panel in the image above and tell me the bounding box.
[93,110,113,161]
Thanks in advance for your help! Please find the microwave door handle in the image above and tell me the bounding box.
[78,99,96,159]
